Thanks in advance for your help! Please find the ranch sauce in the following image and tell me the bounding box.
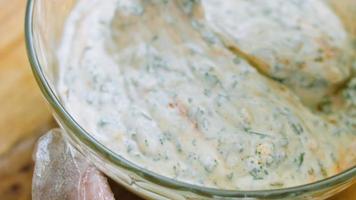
[57,0,355,190]
[201,0,353,107]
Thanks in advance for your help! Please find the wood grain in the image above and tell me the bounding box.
[0,0,354,199]
[0,0,57,199]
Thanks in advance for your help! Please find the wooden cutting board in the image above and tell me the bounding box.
[0,0,354,199]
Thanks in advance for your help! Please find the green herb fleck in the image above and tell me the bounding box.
[270,182,284,187]
[226,172,234,181]
[203,88,211,97]
[248,130,273,138]
[176,143,183,153]
[249,168,266,180]
[290,123,303,135]
[318,161,328,177]
[98,118,109,127]
[314,56,323,62]
[141,112,152,121]
[233,57,241,65]
[204,72,220,87]
[296,153,305,167]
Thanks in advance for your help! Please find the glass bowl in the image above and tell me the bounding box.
[25,0,356,199]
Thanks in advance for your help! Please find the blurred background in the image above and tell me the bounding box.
[0,0,354,199]
[0,0,56,199]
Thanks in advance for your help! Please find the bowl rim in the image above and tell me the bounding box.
[25,0,356,198]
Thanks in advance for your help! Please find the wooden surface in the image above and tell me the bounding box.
[0,0,56,199]
[0,0,354,199]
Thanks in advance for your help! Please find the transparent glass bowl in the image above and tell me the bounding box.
[25,0,356,199]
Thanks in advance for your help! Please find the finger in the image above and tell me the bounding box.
[32,129,115,200]
[78,166,115,200]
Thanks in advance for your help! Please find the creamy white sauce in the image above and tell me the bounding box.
[57,0,355,190]
[202,0,353,107]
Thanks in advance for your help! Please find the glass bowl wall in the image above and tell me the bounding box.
[25,0,356,199]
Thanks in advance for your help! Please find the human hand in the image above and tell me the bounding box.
[32,129,115,200]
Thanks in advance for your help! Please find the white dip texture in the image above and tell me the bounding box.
[57,0,356,190]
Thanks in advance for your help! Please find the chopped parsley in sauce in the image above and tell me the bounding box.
[57,0,355,190]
